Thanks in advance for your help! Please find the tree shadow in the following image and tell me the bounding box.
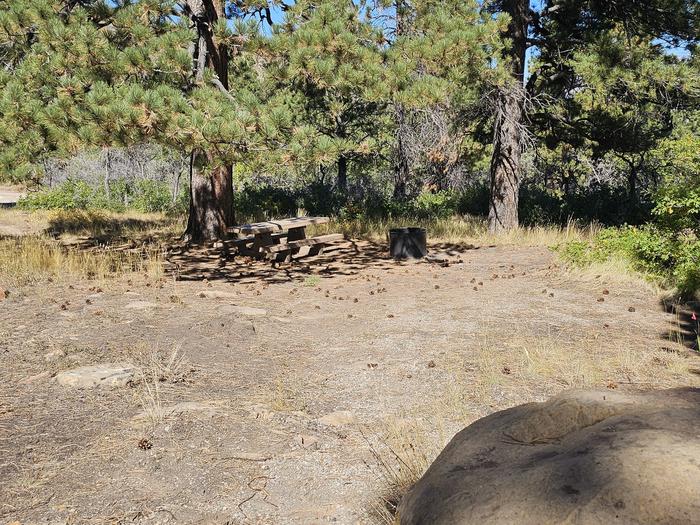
[45,211,178,246]
[166,240,480,285]
[660,299,699,351]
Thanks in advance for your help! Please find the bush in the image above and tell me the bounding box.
[519,184,651,227]
[18,178,185,214]
[234,185,300,222]
[412,191,459,219]
[131,180,176,213]
[19,180,97,210]
[559,225,700,298]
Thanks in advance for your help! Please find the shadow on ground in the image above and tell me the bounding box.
[660,300,700,351]
[166,240,480,285]
[46,211,177,245]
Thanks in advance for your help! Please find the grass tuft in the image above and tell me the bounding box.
[309,215,595,246]
[0,235,165,286]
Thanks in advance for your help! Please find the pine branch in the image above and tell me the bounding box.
[210,76,236,103]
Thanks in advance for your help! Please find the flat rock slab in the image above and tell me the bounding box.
[199,290,237,299]
[133,400,228,422]
[399,388,700,525]
[56,364,134,388]
[217,304,267,317]
[124,301,163,310]
[318,410,355,426]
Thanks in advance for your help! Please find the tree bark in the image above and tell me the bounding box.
[488,0,529,234]
[393,0,410,200]
[183,0,234,242]
[186,151,234,240]
[337,154,348,193]
[103,147,111,200]
[392,95,410,199]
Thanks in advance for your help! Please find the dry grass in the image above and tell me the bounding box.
[0,235,165,286]
[0,208,181,287]
[369,325,700,523]
[559,254,661,294]
[367,418,446,525]
[263,372,309,413]
[311,216,596,247]
[128,345,192,432]
[44,209,182,240]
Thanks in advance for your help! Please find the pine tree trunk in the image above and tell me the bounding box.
[186,151,234,240]
[103,148,111,200]
[337,155,348,193]
[393,0,410,200]
[487,0,529,234]
[183,0,234,242]
[393,105,410,199]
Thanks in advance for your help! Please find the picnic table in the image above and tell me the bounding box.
[227,216,345,262]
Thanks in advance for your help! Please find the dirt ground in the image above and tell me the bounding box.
[2,236,700,524]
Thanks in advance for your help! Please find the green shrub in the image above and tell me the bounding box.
[19,180,98,210]
[559,225,700,298]
[131,180,176,213]
[412,191,458,219]
[18,178,184,214]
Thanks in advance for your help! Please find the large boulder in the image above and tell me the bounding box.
[398,388,700,524]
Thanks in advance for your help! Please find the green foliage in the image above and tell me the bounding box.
[18,180,97,210]
[18,178,185,214]
[1,0,699,259]
[651,130,700,232]
[559,226,700,297]
[409,191,459,219]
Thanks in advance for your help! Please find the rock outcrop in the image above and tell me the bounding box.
[399,388,700,524]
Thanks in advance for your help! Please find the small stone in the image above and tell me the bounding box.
[427,360,436,368]
[56,364,134,388]
[44,349,66,361]
[295,434,320,450]
[318,410,355,427]
[198,290,237,300]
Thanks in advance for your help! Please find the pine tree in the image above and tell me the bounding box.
[383,0,503,196]
[0,0,264,240]
[261,0,387,194]
[486,0,700,232]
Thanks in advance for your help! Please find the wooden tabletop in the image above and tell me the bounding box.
[229,216,330,235]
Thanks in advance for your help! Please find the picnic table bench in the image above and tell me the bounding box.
[227,216,345,262]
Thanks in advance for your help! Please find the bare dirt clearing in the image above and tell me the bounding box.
[1,233,699,524]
